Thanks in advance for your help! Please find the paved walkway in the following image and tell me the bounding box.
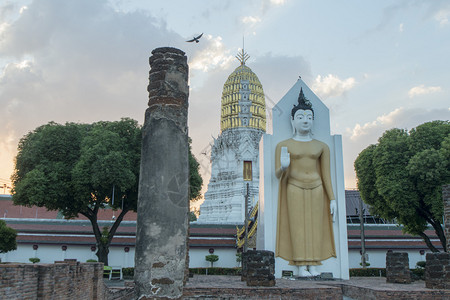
[106,276,450,299]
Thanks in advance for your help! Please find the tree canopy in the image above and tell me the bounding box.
[354,120,450,252]
[12,118,203,264]
[0,219,17,254]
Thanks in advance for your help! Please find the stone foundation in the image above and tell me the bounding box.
[0,261,104,299]
[386,252,411,283]
[242,250,275,287]
[425,252,450,289]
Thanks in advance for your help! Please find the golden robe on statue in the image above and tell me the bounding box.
[275,138,336,266]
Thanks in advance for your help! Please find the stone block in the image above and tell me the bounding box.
[386,251,411,284]
[242,250,276,287]
[425,252,450,289]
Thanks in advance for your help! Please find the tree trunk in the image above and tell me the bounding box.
[428,218,447,252]
[419,232,439,252]
[417,207,447,252]
[96,243,110,265]
[82,203,130,267]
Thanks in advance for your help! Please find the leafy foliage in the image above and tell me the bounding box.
[189,267,241,275]
[0,220,17,254]
[29,257,40,264]
[205,254,219,267]
[122,267,135,279]
[355,121,450,252]
[189,211,197,222]
[12,118,203,264]
[349,268,386,277]
[188,138,203,201]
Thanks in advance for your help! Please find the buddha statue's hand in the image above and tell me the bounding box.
[280,146,290,170]
[330,200,337,222]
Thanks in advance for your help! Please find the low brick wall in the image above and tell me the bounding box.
[425,252,450,289]
[0,261,105,299]
[386,252,411,283]
[341,283,450,300]
[183,286,342,299]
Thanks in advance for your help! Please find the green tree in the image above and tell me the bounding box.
[355,121,450,252]
[188,139,203,201]
[189,211,198,222]
[0,220,17,254]
[205,254,219,268]
[12,118,203,265]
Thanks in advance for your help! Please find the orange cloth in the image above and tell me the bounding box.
[275,139,336,266]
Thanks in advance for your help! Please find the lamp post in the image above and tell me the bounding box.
[244,183,250,253]
[359,196,367,268]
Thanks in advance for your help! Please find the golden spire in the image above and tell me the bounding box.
[236,48,250,65]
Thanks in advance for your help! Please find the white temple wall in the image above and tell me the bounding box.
[0,243,429,270]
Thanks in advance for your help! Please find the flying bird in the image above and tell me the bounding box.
[186,33,203,43]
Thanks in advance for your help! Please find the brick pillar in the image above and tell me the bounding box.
[386,252,411,283]
[135,47,189,300]
[244,250,276,287]
[443,184,450,253]
[425,253,450,289]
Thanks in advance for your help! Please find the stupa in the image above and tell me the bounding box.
[196,50,266,224]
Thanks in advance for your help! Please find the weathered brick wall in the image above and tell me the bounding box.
[443,184,450,253]
[242,250,275,287]
[386,252,411,283]
[0,261,105,299]
[0,264,39,299]
[425,252,450,289]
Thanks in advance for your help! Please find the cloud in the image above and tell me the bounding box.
[260,0,287,15]
[408,84,442,98]
[188,35,234,72]
[242,16,261,25]
[399,23,404,32]
[434,8,450,26]
[270,0,286,5]
[0,0,192,179]
[311,74,356,98]
[348,108,403,141]
[343,106,450,188]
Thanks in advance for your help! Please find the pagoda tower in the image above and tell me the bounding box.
[197,50,266,224]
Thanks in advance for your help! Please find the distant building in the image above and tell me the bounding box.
[196,50,265,224]
[0,191,441,269]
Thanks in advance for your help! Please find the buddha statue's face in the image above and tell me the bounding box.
[292,109,313,134]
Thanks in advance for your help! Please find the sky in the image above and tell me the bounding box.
[0,0,449,199]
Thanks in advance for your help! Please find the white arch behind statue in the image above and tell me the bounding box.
[257,78,349,279]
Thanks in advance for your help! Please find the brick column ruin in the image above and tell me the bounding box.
[386,252,411,284]
[135,47,189,299]
[443,184,450,253]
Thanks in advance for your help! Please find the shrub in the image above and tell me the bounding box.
[416,261,426,268]
[29,257,40,264]
[189,267,241,276]
[122,267,134,279]
[350,268,385,277]
[0,220,17,254]
[86,259,97,262]
[205,254,219,268]
[411,267,425,280]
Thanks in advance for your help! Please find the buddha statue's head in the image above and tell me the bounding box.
[291,88,314,136]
